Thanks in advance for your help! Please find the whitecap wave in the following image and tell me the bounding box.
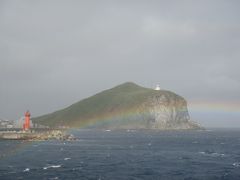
[43,165,61,170]
[198,151,225,157]
[49,177,59,180]
[64,158,71,161]
[127,129,136,132]
[23,168,30,172]
[233,162,240,167]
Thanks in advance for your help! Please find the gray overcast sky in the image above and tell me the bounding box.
[1,0,240,127]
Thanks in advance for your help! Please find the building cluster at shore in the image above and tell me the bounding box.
[0,119,14,128]
[0,111,77,141]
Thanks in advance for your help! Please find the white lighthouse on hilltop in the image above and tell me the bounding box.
[155,84,161,90]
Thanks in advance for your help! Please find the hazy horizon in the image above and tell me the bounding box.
[1,0,240,128]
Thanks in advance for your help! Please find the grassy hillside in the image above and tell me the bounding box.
[32,82,181,128]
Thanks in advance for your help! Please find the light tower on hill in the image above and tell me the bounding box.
[155,84,161,90]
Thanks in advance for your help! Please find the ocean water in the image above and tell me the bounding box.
[1,129,240,180]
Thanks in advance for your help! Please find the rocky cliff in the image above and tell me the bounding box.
[139,93,200,130]
[32,82,202,130]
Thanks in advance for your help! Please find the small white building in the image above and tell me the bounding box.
[0,119,14,128]
[155,84,161,90]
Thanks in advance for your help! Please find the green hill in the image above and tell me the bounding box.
[32,82,201,129]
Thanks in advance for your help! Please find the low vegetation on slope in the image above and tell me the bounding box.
[32,82,199,129]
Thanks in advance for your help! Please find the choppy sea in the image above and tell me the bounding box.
[1,129,240,180]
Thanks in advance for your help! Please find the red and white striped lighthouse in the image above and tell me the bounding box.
[23,111,31,130]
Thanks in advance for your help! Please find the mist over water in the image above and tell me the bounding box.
[1,129,240,179]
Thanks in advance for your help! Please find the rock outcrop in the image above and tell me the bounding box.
[140,93,200,130]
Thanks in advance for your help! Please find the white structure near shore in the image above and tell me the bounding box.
[155,84,161,90]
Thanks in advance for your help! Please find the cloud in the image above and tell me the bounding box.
[0,0,239,127]
[142,17,196,39]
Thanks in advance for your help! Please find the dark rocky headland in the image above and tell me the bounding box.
[32,82,202,130]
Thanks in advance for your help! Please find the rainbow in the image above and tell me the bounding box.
[188,100,240,114]
[71,106,146,128]
[70,100,240,128]
[0,140,34,160]
[2,100,239,159]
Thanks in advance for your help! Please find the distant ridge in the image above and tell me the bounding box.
[32,82,201,130]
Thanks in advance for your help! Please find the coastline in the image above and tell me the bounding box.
[0,129,76,141]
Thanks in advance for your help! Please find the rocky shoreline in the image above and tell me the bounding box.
[0,130,77,141]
